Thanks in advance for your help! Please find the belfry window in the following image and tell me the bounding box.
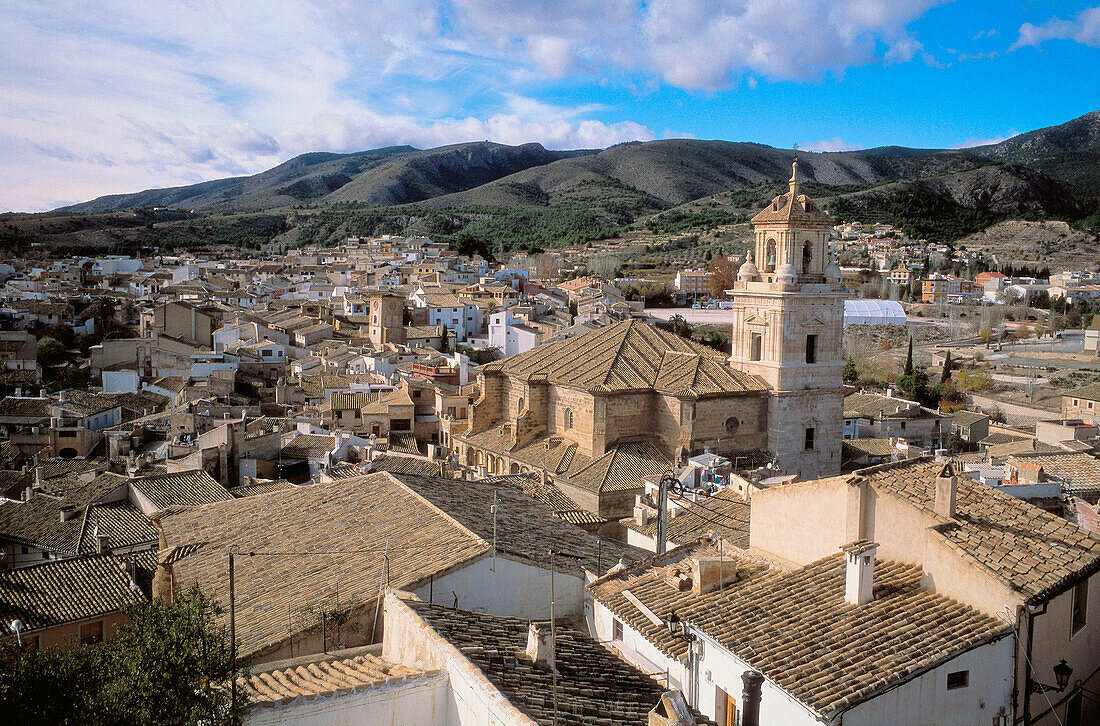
[764,241,777,273]
[750,333,763,361]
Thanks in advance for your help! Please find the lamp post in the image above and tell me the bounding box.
[664,610,697,706]
[1030,659,1073,694]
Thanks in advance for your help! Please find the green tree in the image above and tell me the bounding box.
[36,337,66,368]
[940,352,953,384]
[0,585,248,726]
[843,357,859,384]
[90,296,118,335]
[903,336,914,376]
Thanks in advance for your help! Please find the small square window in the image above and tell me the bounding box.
[946,670,969,690]
[79,620,104,645]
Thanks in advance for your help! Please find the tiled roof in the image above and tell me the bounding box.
[843,393,940,420]
[79,502,158,551]
[750,181,833,225]
[129,470,233,511]
[0,396,50,419]
[0,554,145,631]
[157,473,490,660]
[682,553,1008,718]
[952,410,989,426]
[628,489,750,548]
[230,479,296,497]
[479,320,764,396]
[405,599,672,726]
[979,431,1030,446]
[368,453,442,477]
[863,458,1100,600]
[1006,452,1100,495]
[328,392,381,411]
[395,473,643,575]
[280,433,336,459]
[242,649,424,707]
[484,473,607,526]
[842,438,898,457]
[54,389,121,417]
[1067,382,1100,401]
[460,429,669,496]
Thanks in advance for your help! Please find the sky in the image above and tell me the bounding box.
[1,0,1098,212]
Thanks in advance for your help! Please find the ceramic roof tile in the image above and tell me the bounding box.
[242,651,422,707]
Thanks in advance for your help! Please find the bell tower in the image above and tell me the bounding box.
[729,160,845,479]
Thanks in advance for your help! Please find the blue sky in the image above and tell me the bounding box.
[1,0,1098,211]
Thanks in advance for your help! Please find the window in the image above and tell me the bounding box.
[804,428,815,450]
[806,334,817,364]
[565,409,574,429]
[79,620,104,645]
[41,551,49,559]
[764,241,777,273]
[750,333,763,362]
[724,417,740,435]
[261,349,272,357]
[1072,580,1088,634]
[612,618,623,641]
[517,397,524,413]
[1067,693,1083,726]
[946,670,969,690]
[802,241,812,272]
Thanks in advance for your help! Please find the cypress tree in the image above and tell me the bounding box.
[904,335,914,376]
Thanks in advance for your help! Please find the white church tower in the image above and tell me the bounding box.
[729,161,846,479]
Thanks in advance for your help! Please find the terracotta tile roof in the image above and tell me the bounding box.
[327,391,381,411]
[483,473,607,526]
[460,429,670,496]
[952,410,989,427]
[842,438,898,458]
[480,320,765,396]
[242,649,423,707]
[230,479,296,498]
[53,389,121,417]
[368,453,443,477]
[129,470,233,511]
[156,473,491,660]
[406,599,672,726]
[280,433,336,459]
[0,554,145,631]
[843,392,943,421]
[628,489,750,548]
[1067,383,1100,401]
[395,473,643,574]
[682,553,1009,718]
[1006,451,1100,495]
[750,183,833,226]
[862,458,1100,600]
[0,395,50,420]
[79,502,158,551]
[979,432,1030,446]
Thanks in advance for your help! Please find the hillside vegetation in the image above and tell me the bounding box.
[6,110,1095,261]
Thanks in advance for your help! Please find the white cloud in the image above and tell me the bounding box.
[802,139,860,152]
[950,132,1016,149]
[1,0,950,210]
[1011,6,1100,50]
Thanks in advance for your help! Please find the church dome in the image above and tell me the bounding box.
[776,261,797,282]
[737,252,759,281]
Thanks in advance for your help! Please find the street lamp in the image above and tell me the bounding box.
[664,610,692,641]
[1031,659,1073,694]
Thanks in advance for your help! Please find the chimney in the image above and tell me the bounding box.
[60,504,78,522]
[39,389,46,398]
[842,540,878,606]
[935,462,958,519]
[96,533,110,555]
[524,622,555,671]
[690,556,738,595]
[740,671,765,726]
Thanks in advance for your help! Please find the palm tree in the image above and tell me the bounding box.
[90,297,117,335]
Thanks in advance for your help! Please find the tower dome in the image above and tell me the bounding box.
[824,254,842,284]
[737,251,759,282]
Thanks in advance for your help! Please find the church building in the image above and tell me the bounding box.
[453,161,844,518]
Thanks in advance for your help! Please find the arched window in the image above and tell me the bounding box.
[565,408,574,429]
[517,397,524,415]
[802,241,812,273]
[764,241,777,273]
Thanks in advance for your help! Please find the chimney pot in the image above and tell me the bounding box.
[525,622,555,671]
[935,462,958,518]
[842,540,878,606]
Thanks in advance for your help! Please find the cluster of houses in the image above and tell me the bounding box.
[0,181,1098,725]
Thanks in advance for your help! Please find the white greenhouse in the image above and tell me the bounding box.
[844,299,907,325]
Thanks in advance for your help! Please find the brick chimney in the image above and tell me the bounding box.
[690,556,738,595]
[524,622,555,671]
[935,462,958,519]
[841,540,878,606]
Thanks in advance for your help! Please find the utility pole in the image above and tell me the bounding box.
[549,549,558,726]
[228,552,237,720]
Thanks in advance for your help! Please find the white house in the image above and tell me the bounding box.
[487,310,542,357]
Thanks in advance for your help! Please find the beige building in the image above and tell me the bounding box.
[1063,383,1100,424]
[728,160,847,479]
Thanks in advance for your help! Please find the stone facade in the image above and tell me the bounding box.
[728,161,845,479]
